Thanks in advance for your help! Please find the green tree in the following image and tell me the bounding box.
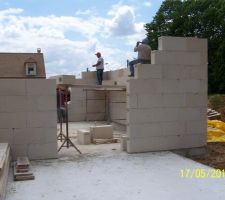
[145,0,225,94]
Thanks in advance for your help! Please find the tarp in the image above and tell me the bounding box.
[208,120,225,142]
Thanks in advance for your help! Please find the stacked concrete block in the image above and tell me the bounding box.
[49,75,76,85]
[90,125,113,139]
[126,36,207,153]
[77,129,91,145]
[0,79,57,160]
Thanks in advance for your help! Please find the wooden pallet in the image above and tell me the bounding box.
[13,156,35,181]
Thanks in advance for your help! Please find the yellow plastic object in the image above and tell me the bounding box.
[208,120,225,142]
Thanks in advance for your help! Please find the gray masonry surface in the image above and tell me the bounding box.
[0,79,57,160]
[126,36,208,153]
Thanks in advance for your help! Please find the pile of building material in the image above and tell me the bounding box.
[13,156,34,181]
[208,108,221,120]
[77,125,117,145]
[0,143,10,200]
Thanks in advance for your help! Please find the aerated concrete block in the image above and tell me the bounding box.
[74,79,96,85]
[162,121,186,136]
[13,128,57,144]
[109,91,126,103]
[137,94,163,108]
[0,80,26,96]
[127,134,206,153]
[26,79,56,95]
[87,100,105,113]
[109,103,126,120]
[186,120,207,135]
[90,125,113,139]
[178,108,204,121]
[4,96,28,112]
[162,94,185,107]
[158,36,207,52]
[185,94,207,107]
[27,112,56,128]
[127,94,138,109]
[36,95,56,111]
[87,91,105,100]
[49,75,76,85]
[151,50,206,65]
[0,129,13,144]
[127,79,162,95]
[0,112,26,128]
[28,142,57,160]
[11,144,28,160]
[82,71,96,80]
[135,64,162,79]
[102,80,117,86]
[127,123,162,138]
[121,135,128,151]
[77,129,91,145]
[70,88,86,100]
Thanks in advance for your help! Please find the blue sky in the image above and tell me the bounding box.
[0,0,164,77]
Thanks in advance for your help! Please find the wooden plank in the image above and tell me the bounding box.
[14,175,35,181]
[93,138,118,144]
[14,165,33,177]
[17,156,30,167]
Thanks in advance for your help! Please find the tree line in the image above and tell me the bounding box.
[145,0,225,94]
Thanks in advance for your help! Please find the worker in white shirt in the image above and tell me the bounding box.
[92,52,104,85]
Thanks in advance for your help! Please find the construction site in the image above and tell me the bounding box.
[1,36,225,200]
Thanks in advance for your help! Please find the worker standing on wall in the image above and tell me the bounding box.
[92,52,104,85]
[128,37,151,77]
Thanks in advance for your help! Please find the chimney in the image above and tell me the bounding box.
[37,48,41,53]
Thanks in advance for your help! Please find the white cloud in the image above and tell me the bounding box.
[143,0,152,7]
[107,4,136,36]
[0,6,147,77]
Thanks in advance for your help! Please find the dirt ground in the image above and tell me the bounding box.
[190,142,225,169]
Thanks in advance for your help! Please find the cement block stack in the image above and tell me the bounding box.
[126,36,208,153]
[0,79,57,160]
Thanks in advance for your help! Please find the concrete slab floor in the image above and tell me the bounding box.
[5,122,225,200]
[6,151,225,200]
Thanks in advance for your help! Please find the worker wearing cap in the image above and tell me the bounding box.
[128,37,151,77]
[92,52,104,85]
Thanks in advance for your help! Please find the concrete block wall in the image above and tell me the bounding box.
[109,91,126,125]
[0,79,57,160]
[126,36,207,153]
[106,69,129,85]
[68,88,106,121]
[63,68,129,122]
[49,75,76,85]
